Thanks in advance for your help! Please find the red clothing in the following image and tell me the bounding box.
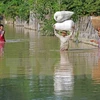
[0,35,5,42]
[0,42,4,49]
[0,30,5,42]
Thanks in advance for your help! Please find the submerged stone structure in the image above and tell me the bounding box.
[4,11,100,43]
[75,16,98,40]
[14,11,39,30]
[74,16,100,47]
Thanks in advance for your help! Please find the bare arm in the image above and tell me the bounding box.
[0,31,5,37]
[54,27,61,38]
[69,31,74,37]
[68,26,75,38]
[90,40,98,44]
[68,30,74,38]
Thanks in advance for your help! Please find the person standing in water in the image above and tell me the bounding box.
[0,24,5,42]
[53,26,74,51]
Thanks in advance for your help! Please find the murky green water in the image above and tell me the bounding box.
[0,25,100,100]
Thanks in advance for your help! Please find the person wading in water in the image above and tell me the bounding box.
[53,26,74,51]
[0,24,5,42]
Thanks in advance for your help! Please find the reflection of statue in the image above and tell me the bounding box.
[54,51,74,97]
[92,49,100,83]
[0,42,5,57]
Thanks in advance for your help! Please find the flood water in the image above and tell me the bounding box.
[0,25,100,100]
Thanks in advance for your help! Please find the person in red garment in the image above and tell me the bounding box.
[0,24,5,42]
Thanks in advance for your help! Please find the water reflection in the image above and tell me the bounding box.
[54,51,74,97]
[92,49,100,84]
[15,26,24,34]
[2,25,100,99]
[0,42,5,57]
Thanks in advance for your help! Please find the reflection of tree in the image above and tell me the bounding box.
[54,51,74,97]
[0,78,26,100]
[0,76,54,100]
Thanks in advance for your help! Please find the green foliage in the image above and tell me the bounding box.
[18,1,30,21]
[0,0,30,20]
[40,18,55,36]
